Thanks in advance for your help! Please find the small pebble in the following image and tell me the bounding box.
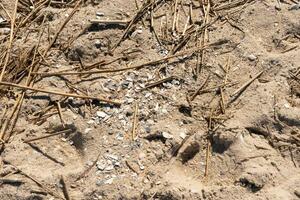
[138,152,146,160]
[162,132,173,139]
[105,154,119,161]
[138,160,145,170]
[104,178,114,184]
[84,128,92,134]
[247,54,257,61]
[180,132,186,139]
[96,12,105,17]
[87,120,94,124]
[95,40,101,48]
[96,160,106,171]
[116,133,124,140]
[97,111,108,118]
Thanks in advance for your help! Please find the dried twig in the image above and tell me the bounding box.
[281,45,298,54]
[220,58,231,113]
[125,160,139,174]
[230,70,264,98]
[44,0,82,55]
[143,76,179,90]
[4,161,63,199]
[75,153,101,182]
[33,44,211,77]
[60,176,71,200]
[0,2,11,20]
[190,75,210,101]
[131,102,139,141]
[23,129,72,143]
[57,101,65,127]
[16,0,48,32]
[197,81,239,93]
[90,19,130,25]
[110,0,164,52]
[204,139,210,177]
[172,0,179,33]
[0,81,121,105]
[0,0,18,81]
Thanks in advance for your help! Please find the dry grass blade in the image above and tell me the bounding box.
[0,0,18,82]
[0,94,22,142]
[230,70,264,98]
[204,139,211,177]
[131,102,139,141]
[1,17,47,144]
[143,76,179,90]
[23,129,72,143]
[90,19,130,25]
[60,176,71,200]
[57,101,65,127]
[44,0,82,55]
[0,81,121,105]
[4,160,63,199]
[0,2,11,20]
[33,44,211,76]
[15,0,48,32]
[190,75,210,101]
[110,0,164,53]
[75,153,101,182]
[214,0,253,11]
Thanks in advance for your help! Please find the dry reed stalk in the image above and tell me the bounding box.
[0,0,19,81]
[0,81,121,105]
[131,102,139,141]
[23,129,72,143]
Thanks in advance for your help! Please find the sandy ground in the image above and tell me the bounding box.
[0,0,300,199]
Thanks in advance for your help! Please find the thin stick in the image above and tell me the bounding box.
[0,94,22,141]
[0,0,18,81]
[60,176,71,200]
[90,19,130,25]
[0,105,8,129]
[5,161,63,199]
[24,129,72,143]
[182,16,190,36]
[0,81,121,106]
[21,172,63,199]
[143,76,178,90]
[198,81,238,93]
[0,2,11,20]
[0,15,46,145]
[220,58,230,114]
[110,0,161,52]
[204,139,210,177]
[75,153,101,182]
[172,0,179,33]
[33,44,211,76]
[125,160,139,174]
[230,70,264,97]
[4,94,24,142]
[134,0,140,10]
[5,23,46,141]
[131,102,139,141]
[44,0,82,55]
[16,0,48,32]
[31,111,58,122]
[281,45,298,54]
[190,75,210,101]
[57,101,65,127]
[150,3,163,46]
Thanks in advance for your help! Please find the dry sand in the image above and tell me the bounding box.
[0,0,299,199]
